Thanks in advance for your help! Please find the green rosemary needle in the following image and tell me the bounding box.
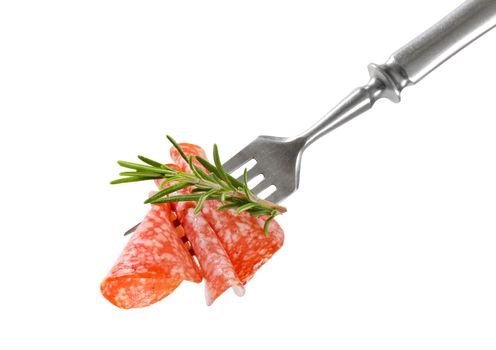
[111,136,287,235]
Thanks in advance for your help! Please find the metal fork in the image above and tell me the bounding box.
[224,0,496,203]
[125,0,495,235]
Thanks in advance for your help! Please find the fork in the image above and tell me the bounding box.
[125,0,496,235]
[223,0,496,203]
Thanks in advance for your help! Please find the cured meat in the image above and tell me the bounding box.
[100,202,202,309]
[157,165,245,305]
[101,142,285,308]
[200,203,284,284]
[181,208,245,305]
[170,144,284,284]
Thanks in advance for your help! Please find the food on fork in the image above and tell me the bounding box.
[100,201,202,309]
[101,138,286,308]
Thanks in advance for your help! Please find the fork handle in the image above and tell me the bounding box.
[389,0,496,87]
[300,0,496,147]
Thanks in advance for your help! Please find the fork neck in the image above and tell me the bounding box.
[296,61,410,149]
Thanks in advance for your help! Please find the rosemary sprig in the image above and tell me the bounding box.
[111,136,286,235]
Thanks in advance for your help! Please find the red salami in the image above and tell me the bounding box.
[181,208,245,304]
[200,202,284,283]
[157,165,245,305]
[102,142,285,308]
[170,144,284,285]
[100,202,202,309]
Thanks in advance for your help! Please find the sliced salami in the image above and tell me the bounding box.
[200,202,284,284]
[100,202,202,309]
[181,208,245,305]
[157,165,245,305]
[170,144,284,284]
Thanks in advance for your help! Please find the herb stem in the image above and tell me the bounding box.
[111,136,287,234]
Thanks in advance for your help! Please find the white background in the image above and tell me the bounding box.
[1,1,495,349]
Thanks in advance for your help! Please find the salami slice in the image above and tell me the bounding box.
[157,165,245,305]
[181,208,245,305]
[200,202,284,284]
[170,144,284,284]
[100,202,202,309]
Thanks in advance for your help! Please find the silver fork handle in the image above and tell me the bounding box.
[392,0,496,85]
[300,0,496,147]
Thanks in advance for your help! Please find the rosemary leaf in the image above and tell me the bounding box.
[242,168,253,200]
[235,202,259,215]
[191,187,209,193]
[144,182,193,204]
[110,177,152,185]
[194,156,221,176]
[137,155,163,168]
[191,163,211,182]
[189,156,210,182]
[217,203,239,211]
[149,194,203,204]
[158,176,186,189]
[225,196,245,204]
[213,144,235,188]
[263,213,277,236]
[193,189,217,214]
[167,135,188,161]
[194,195,207,214]
[195,156,243,188]
[119,171,161,178]
[248,209,273,216]
[209,172,231,191]
[117,161,172,174]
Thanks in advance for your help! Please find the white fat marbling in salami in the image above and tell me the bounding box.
[181,208,245,305]
[156,164,244,305]
[100,202,202,309]
[101,142,284,308]
[170,144,284,285]
[200,201,284,283]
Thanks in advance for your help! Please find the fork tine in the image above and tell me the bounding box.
[250,180,270,195]
[124,222,140,236]
[237,164,261,182]
[265,190,287,204]
[222,150,252,173]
